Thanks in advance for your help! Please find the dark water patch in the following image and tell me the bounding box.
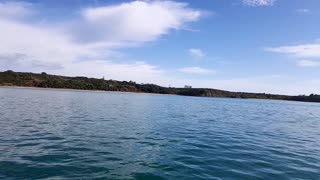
[119,136,138,140]
[15,142,41,147]
[133,173,165,180]
[21,154,76,164]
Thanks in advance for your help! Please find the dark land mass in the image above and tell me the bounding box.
[1,70,319,103]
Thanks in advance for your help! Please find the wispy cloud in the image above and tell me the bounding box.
[189,48,205,59]
[266,42,320,68]
[297,60,320,67]
[296,9,310,13]
[242,0,276,6]
[178,67,215,75]
[265,43,320,58]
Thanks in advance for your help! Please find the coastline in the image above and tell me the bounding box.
[0,85,296,102]
[0,85,175,96]
[1,85,319,104]
[1,71,319,103]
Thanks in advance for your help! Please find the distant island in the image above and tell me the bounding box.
[1,70,319,103]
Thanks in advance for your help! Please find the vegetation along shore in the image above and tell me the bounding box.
[1,70,319,103]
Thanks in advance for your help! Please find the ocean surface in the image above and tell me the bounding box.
[0,87,319,180]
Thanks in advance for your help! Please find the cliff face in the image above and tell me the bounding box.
[1,70,319,103]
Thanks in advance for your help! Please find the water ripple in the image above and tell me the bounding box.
[0,87,320,179]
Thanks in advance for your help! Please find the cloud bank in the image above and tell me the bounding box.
[0,0,203,83]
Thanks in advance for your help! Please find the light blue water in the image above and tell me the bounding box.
[0,87,319,179]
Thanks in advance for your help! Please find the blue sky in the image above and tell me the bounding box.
[0,0,319,95]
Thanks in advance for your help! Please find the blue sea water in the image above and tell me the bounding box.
[0,87,319,179]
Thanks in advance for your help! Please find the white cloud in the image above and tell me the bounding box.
[242,0,276,6]
[178,67,215,75]
[56,61,165,83]
[297,60,320,67]
[75,1,202,45]
[266,42,320,68]
[0,1,33,20]
[296,9,310,13]
[189,48,205,58]
[0,0,203,83]
[266,43,320,58]
[0,19,87,66]
[0,18,166,82]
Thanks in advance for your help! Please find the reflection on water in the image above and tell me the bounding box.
[0,87,320,179]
